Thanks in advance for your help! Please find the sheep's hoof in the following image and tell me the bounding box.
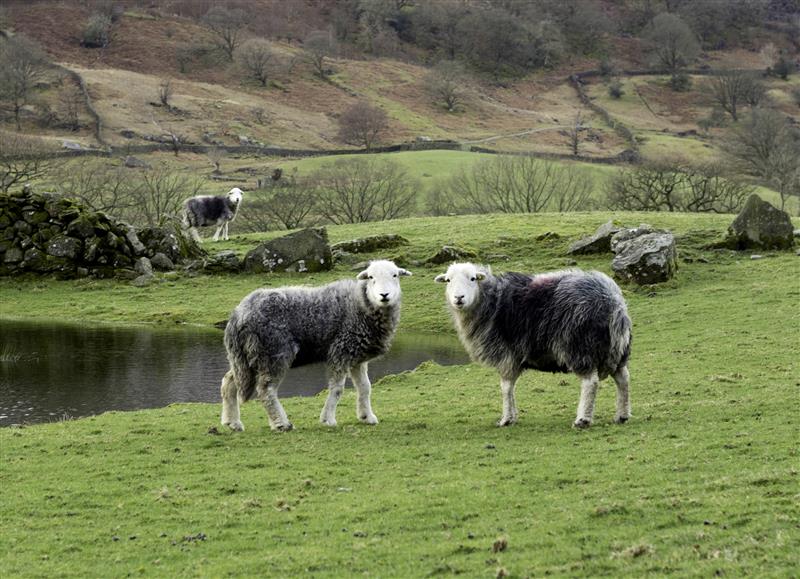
[573,418,592,429]
[223,420,244,432]
[359,413,379,425]
[496,416,516,427]
[320,418,337,427]
[614,415,630,424]
[273,422,294,432]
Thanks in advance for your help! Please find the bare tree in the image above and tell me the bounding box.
[82,12,112,48]
[728,107,800,211]
[51,159,136,216]
[709,70,763,122]
[304,30,337,78]
[566,112,584,156]
[202,6,248,61]
[314,158,416,224]
[241,176,318,231]
[424,60,468,112]
[131,166,204,227]
[0,132,55,193]
[643,13,700,74]
[207,147,225,174]
[337,102,389,151]
[606,158,753,213]
[58,82,84,131]
[449,156,593,214]
[158,79,173,107]
[0,35,50,131]
[238,38,276,87]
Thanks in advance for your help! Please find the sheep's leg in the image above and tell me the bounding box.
[257,373,292,432]
[497,373,519,427]
[223,221,230,241]
[350,363,378,425]
[574,370,599,429]
[220,370,244,432]
[212,222,223,242]
[613,365,631,424]
[320,371,346,427]
[188,226,202,244]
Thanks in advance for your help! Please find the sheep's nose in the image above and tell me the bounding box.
[454,295,465,304]
[380,293,390,301]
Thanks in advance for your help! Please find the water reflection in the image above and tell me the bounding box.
[0,320,467,426]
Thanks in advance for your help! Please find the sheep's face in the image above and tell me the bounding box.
[228,188,243,205]
[435,263,487,311]
[357,260,412,308]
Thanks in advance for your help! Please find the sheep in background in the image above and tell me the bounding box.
[182,187,243,242]
[435,263,631,428]
[221,260,412,432]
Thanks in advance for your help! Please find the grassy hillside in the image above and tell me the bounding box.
[1,211,798,577]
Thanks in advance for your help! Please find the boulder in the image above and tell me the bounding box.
[137,225,205,263]
[243,228,333,274]
[331,234,409,254]
[124,156,150,169]
[724,194,794,250]
[425,245,478,265]
[134,256,154,276]
[203,250,241,273]
[66,214,97,239]
[4,247,23,263]
[568,220,621,255]
[46,235,82,260]
[150,252,175,271]
[131,273,156,287]
[612,232,678,285]
[610,224,666,253]
[124,226,146,256]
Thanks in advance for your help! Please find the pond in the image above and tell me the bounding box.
[0,320,469,426]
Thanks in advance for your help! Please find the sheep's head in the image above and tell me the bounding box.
[435,262,489,311]
[357,260,412,308]
[228,187,243,205]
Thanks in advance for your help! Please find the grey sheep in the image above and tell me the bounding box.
[221,260,412,432]
[435,263,631,428]
[182,187,242,242]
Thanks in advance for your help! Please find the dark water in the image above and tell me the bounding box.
[0,320,468,426]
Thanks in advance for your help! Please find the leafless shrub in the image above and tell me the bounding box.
[50,159,136,215]
[240,175,319,231]
[58,82,84,131]
[605,158,753,213]
[709,70,764,122]
[424,60,468,112]
[0,132,57,193]
[130,166,204,227]
[82,12,112,48]
[337,102,389,151]
[448,156,594,214]
[238,39,276,87]
[314,158,417,224]
[0,35,50,130]
[202,6,248,61]
[304,30,337,78]
[207,147,225,174]
[158,79,173,107]
[566,112,584,156]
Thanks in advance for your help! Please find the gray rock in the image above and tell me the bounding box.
[61,140,82,150]
[150,252,175,271]
[750,254,764,260]
[4,247,23,263]
[243,228,333,274]
[76,267,89,277]
[203,250,241,273]
[331,234,409,254]
[124,156,150,169]
[119,129,136,139]
[612,232,678,285]
[124,226,146,256]
[137,225,205,263]
[134,256,153,276]
[46,235,82,259]
[66,215,96,239]
[131,273,155,287]
[568,220,621,255]
[425,245,477,265]
[725,194,794,250]
[610,224,664,253]
[350,260,370,271]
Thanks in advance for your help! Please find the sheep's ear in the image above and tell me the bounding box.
[357,270,370,280]
[475,272,487,281]
[397,268,412,277]
[434,274,448,283]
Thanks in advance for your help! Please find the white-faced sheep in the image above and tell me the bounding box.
[182,187,243,243]
[435,263,631,428]
[221,260,412,432]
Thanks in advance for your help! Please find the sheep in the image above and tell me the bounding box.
[220,260,412,432]
[435,263,631,429]
[182,187,243,243]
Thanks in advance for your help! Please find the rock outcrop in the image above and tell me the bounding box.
[568,220,621,255]
[724,194,794,250]
[612,231,678,285]
[243,228,333,274]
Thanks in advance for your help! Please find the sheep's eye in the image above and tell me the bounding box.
[393,274,397,278]
[445,278,450,283]
[368,275,373,280]
[470,277,476,282]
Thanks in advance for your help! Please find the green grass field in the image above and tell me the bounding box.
[1,211,799,576]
